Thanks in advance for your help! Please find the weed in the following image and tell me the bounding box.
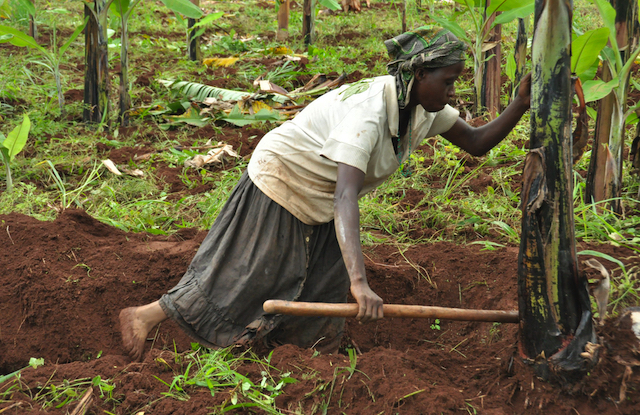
[430,319,441,331]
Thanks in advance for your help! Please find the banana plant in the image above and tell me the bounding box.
[518,0,596,381]
[432,0,534,114]
[506,17,528,102]
[0,17,87,115]
[83,0,110,124]
[302,0,341,45]
[0,114,30,192]
[584,0,640,213]
[109,0,203,126]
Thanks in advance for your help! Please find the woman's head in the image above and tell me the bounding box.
[385,27,466,110]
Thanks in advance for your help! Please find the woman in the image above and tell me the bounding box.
[120,27,531,361]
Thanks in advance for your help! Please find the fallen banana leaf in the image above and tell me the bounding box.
[102,159,122,176]
[184,144,240,169]
[203,56,240,67]
[257,80,290,95]
[159,79,252,102]
[267,45,294,55]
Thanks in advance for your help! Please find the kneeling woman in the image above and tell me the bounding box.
[120,27,531,360]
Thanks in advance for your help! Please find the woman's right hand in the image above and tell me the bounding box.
[350,278,384,322]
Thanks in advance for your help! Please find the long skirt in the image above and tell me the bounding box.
[159,171,351,352]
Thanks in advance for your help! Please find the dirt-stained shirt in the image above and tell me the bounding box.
[247,75,459,225]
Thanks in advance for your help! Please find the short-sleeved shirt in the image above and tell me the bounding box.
[247,75,459,225]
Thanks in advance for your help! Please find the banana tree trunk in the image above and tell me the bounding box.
[83,1,109,125]
[585,0,639,213]
[614,0,639,62]
[28,0,36,41]
[119,14,131,126]
[482,6,501,119]
[585,66,616,209]
[303,0,315,45]
[277,0,290,41]
[188,0,200,61]
[518,0,596,381]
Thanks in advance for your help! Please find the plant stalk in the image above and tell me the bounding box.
[518,0,595,382]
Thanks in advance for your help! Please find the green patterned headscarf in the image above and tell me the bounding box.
[385,27,466,109]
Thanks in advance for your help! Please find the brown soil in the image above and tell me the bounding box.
[0,207,638,414]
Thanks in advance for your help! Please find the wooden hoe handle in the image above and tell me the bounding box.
[263,300,519,323]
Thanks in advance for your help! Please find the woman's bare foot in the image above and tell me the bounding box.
[119,301,167,361]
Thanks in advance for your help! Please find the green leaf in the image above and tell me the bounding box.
[339,79,372,101]
[600,46,619,74]
[586,105,598,120]
[453,0,484,8]
[0,25,45,52]
[493,3,534,25]
[220,105,280,126]
[0,368,22,384]
[163,106,209,127]
[318,0,342,11]
[578,249,625,269]
[159,0,204,19]
[192,11,224,28]
[14,0,35,16]
[430,16,471,45]
[110,0,131,17]
[571,28,609,75]
[506,54,516,81]
[2,114,31,161]
[60,17,89,57]
[592,0,619,56]
[582,78,618,103]
[577,59,599,83]
[486,0,533,16]
[29,357,44,369]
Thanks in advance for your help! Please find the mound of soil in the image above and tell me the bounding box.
[0,209,638,414]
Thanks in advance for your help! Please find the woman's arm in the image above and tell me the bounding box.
[334,162,384,322]
[442,73,531,156]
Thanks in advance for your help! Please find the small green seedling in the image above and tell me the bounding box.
[0,113,30,192]
[0,357,44,384]
[430,319,441,331]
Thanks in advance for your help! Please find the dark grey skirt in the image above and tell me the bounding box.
[159,171,350,352]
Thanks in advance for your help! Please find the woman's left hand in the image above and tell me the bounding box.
[518,72,532,108]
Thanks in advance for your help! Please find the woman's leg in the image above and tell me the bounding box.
[119,301,167,361]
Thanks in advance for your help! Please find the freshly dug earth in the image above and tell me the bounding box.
[0,209,638,414]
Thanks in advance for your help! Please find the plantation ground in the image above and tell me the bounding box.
[0,206,639,414]
[2,0,640,413]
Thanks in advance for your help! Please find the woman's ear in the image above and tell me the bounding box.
[414,68,429,83]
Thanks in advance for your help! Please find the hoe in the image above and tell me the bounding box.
[264,300,518,323]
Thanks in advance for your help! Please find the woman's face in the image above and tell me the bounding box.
[411,62,464,112]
